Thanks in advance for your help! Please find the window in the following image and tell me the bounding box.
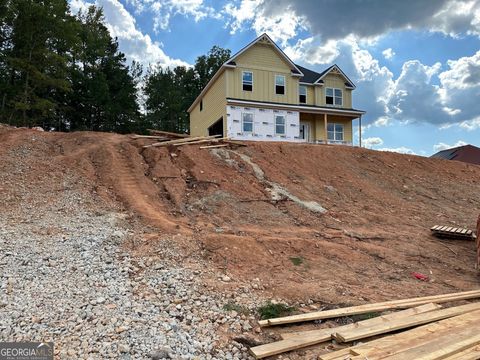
[327,123,344,142]
[275,115,285,135]
[299,85,307,103]
[326,88,342,106]
[242,113,254,133]
[242,71,253,91]
[275,75,285,95]
[200,99,203,111]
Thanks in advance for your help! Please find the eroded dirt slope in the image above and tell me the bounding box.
[1,126,479,305]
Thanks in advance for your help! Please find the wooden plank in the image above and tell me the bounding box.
[200,144,229,149]
[431,225,440,230]
[320,310,480,360]
[147,129,189,138]
[173,138,226,146]
[130,135,170,140]
[280,303,441,340]
[446,227,453,232]
[250,304,440,359]
[461,229,468,234]
[258,290,480,327]
[143,135,221,148]
[443,344,480,360]
[334,302,480,343]
[451,228,458,233]
[381,326,480,360]
[223,139,248,147]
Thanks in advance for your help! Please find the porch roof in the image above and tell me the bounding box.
[226,98,366,117]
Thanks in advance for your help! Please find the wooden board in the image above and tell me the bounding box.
[249,304,440,359]
[379,326,480,360]
[334,302,480,343]
[143,135,221,148]
[258,290,480,327]
[320,309,480,360]
[430,225,474,240]
[147,129,189,138]
[200,144,229,149]
[280,303,441,340]
[443,344,480,360]
[173,138,227,146]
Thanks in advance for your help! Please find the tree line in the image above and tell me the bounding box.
[0,0,231,134]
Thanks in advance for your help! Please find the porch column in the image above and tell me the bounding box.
[359,115,362,147]
[323,113,328,144]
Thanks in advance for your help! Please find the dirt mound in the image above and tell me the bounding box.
[1,126,479,304]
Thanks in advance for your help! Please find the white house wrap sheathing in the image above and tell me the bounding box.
[226,105,301,142]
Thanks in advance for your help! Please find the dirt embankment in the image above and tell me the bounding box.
[1,126,479,304]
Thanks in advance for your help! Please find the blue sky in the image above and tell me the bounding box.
[69,0,480,156]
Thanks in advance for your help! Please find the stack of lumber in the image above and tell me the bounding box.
[131,130,247,149]
[430,225,475,240]
[249,290,480,359]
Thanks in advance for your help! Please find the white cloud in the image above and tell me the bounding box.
[284,37,340,65]
[69,0,189,69]
[459,117,480,130]
[123,0,220,33]
[433,140,468,152]
[259,0,480,42]
[377,146,417,155]
[363,137,384,148]
[224,0,262,33]
[382,48,395,60]
[223,0,307,46]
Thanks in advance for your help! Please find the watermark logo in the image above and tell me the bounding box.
[0,342,53,360]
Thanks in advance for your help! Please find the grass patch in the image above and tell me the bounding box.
[289,256,304,266]
[258,302,296,320]
[223,301,250,315]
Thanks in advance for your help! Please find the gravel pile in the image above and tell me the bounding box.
[0,141,259,359]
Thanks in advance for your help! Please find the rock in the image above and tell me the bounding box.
[118,344,130,353]
[221,275,231,282]
[96,297,106,304]
[149,347,171,359]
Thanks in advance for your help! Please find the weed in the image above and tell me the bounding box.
[258,302,295,320]
[289,256,304,266]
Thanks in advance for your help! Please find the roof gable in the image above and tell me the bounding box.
[314,64,356,89]
[226,33,304,77]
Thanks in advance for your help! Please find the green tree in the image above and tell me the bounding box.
[144,45,231,133]
[2,0,78,127]
[66,6,142,133]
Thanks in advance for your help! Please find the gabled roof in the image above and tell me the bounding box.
[431,144,480,165]
[296,65,322,84]
[296,64,356,88]
[314,64,356,89]
[188,33,303,113]
[225,33,304,77]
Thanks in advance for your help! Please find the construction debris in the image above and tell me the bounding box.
[199,144,229,149]
[147,129,189,138]
[257,289,480,327]
[430,225,475,240]
[250,290,480,359]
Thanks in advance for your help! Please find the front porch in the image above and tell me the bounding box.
[298,112,359,145]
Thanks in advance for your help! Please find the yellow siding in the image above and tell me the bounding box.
[190,72,226,137]
[226,43,299,105]
[316,74,353,108]
[300,84,315,105]
[300,113,353,142]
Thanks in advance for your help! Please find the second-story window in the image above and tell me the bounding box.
[299,85,307,103]
[275,75,285,95]
[326,88,342,106]
[242,71,253,91]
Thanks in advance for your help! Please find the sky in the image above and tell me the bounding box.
[69,0,480,156]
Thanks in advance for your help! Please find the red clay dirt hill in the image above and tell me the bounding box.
[1,125,479,304]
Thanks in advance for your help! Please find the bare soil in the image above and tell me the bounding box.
[1,126,479,307]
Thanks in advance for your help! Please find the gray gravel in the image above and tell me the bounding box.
[0,154,258,359]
